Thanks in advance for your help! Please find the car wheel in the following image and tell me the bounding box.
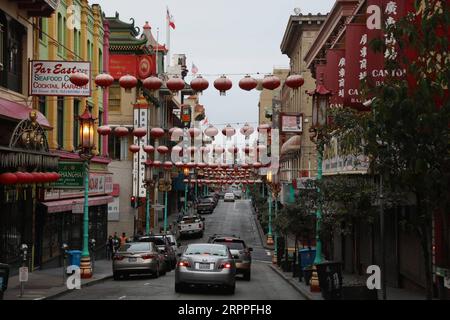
[243,270,251,281]
[113,272,121,281]
[225,284,235,295]
[153,265,160,279]
[175,283,184,293]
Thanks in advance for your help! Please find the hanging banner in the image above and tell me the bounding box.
[324,49,345,108]
[30,60,91,97]
[109,55,156,80]
[344,24,369,109]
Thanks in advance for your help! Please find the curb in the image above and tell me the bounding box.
[251,207,274,251]
[43,274,113,300]
[268,264,316,300]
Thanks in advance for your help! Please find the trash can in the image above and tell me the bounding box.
[67,250,82,267]
[298,249,316,283]
[0,263,10,300]
[316,261,343,300]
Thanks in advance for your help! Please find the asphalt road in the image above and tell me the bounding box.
[55,200,305,300]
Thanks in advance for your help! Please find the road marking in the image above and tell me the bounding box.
[118,295,127,300]
[266,251,272,256]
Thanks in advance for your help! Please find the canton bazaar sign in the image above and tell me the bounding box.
[30,60,91,96]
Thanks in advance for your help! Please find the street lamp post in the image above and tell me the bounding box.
[78,104,96,279]
[144,161,156,235]
[307,75,331,292]
[183,167,190,213]
[162,169,172,233]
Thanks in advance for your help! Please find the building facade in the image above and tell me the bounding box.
[279,13,326,205]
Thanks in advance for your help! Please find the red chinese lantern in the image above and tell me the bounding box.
[169,127,184,140]
[214,146,225,154]
[172,146,183,156]
[243,146,253,154]
[143,145,155,154]
[119,74,138,92]
[253,162,262,169]
[204,125,219,138]
[133,127,147,138]
[15,172,28,184]
[0,173,18,185]
[262,75,281,90]
[228,146,239,154]
[152,160,162,168]
[150,127,165,139]
[23,172,34,184]
[258,123,271,132]
[240,123,255,136]
[209,163,219,169]
[157,146,169,155]
[114,127,129,137]
[190,76,209,94]
[188,127,201,138]
[175,161,184,168]
[163,161,173,170]
[129,145,140,153]
[239,75,258,91]
[222,125,236,137]
[69,72,89,87]
[214,75,232,96]
[143,76,163,92]
[200,146,210,154]
[241,163,251,170]
[97,125,112,136]
[166,75,185,93]
[186,162,196,169]
[285,74,304,89]
[197,162,207,169]
[94,73,114,88]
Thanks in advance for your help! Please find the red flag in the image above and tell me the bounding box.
[167,8,176,30]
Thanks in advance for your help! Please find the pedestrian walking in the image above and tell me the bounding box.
[120,232,128,246]
[106,235,113,260]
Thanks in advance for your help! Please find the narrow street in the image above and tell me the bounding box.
[54,200,304,300]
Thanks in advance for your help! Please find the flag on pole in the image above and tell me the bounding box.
[191,63,198,75]
[167,7,176,30]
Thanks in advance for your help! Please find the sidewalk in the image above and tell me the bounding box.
[250,204,275,251]
[3,259,113,300]
[269,264,428,300]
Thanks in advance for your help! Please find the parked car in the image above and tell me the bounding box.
[178,215,204,239]
[136,235,177,270]
[224,193,235,202]
[113,242,166,280]
[197,197,215,214]
[233,190,242,199]
[165,233,179,253]
[210,236,252,281]
[218,191,225,199]
[175,243,236,294]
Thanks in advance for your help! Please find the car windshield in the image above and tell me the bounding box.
[138,237,166,246]
[214,240,245,250]
[182,217,197,223]
[120,243,152,252]
[200,198,212,203]
[185,244,228,257]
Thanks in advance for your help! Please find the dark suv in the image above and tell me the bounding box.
[209,235,252,281]
[137,235,177,270]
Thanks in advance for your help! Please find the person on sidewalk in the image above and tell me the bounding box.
[120,233,128,246]
[106,236,114,260]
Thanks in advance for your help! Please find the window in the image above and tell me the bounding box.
[98,110,103,152]
[38,96,46,116]
[108,134,127,161]
[98,49,103,73]
[109,83,121,112]
[73,99,80,149]
[87,40,91,61]
[38,18,43,40]
[57,97,64,148]
[57,13,62,55]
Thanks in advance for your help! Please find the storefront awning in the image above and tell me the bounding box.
[41,196,114,213]
[281,135,301,156]
[0,98,51,128]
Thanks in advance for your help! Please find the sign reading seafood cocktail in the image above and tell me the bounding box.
[30,60,91,97]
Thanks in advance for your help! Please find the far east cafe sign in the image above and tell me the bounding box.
[322,0,414,174]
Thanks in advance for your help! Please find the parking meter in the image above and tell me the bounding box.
[89,239,96,272]
[20,244,28,267]
[61,243,69,281]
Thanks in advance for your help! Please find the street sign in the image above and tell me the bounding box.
[52,162,84,188]
[152,204,165,211]
[19,267,29,282]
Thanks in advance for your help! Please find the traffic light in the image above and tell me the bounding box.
[130,196,137,208]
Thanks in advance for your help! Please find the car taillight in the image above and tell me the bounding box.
[219,262,232,269]
[113,255,124,261]
[141,254,156,260]
[178,260,191,267]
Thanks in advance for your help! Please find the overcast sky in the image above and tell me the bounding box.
[94,0,335,144]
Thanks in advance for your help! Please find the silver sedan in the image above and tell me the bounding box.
[175,243,236,294]
[113,242,165,280]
